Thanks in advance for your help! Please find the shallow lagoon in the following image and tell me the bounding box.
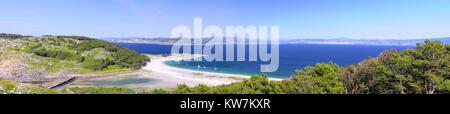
[70,74,176,90]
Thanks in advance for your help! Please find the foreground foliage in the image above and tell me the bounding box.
[343,40,449,94]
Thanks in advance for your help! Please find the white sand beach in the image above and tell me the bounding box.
[141,55,248,86]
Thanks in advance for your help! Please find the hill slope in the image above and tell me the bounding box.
[0,33,150,84]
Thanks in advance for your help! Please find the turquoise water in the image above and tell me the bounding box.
[118,43,413,78]
[73,75,155,87]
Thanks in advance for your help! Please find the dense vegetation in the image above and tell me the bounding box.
[14,35,150,73]
[342,40,449,94]
[72,39,150,69]
[0,33,31,39]
[66,40,449,94]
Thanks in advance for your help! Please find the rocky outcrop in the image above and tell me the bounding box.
[1,39,72,85]
[0,85,4,91]
[0,59,46,82]
[0,40,46,83]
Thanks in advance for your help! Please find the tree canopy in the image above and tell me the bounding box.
[343,40,449,94]
[0,33,30,39]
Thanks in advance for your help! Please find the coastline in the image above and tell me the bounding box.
[68,54,283,90]
[142,54,247,86]
[161,60,284,81]
[147,54,284,80]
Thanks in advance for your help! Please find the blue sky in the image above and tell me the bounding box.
[1,0,450,39]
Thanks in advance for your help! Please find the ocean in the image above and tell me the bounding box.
[117,43,413,78]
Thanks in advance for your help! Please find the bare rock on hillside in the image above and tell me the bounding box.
[0,85,4,91]
[0,59,46,82]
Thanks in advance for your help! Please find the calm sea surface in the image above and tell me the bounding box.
[117,43,413,78]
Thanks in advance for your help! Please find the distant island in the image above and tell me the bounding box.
[285,38,450,46]
[100,37,248,45]
[100,37,450,46]
[101,37,182,45]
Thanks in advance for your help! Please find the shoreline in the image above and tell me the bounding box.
[68,54,283,90]
[147,54,284,80]
[161,59,284,81]
[141,55,247,86]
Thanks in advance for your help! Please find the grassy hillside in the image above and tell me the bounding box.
[0,33,150,82]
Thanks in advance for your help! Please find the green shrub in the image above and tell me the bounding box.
[81,57,110,70]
